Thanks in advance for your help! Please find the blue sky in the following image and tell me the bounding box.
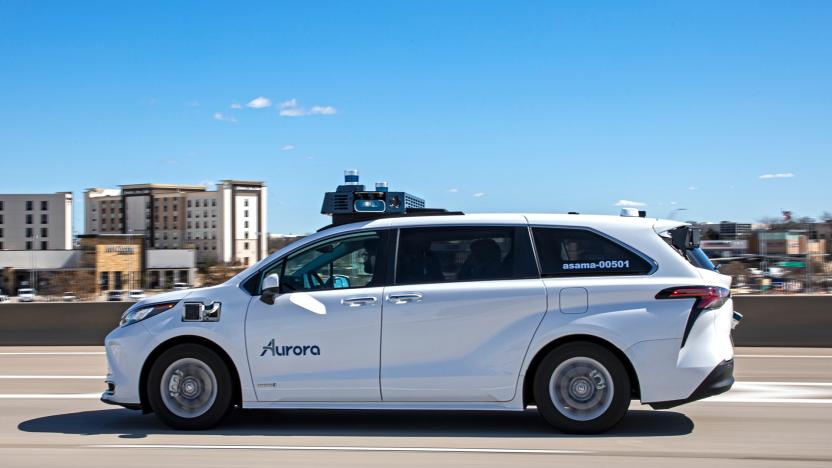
[1,1,830,234]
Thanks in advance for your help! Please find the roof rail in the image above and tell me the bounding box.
[318,208,464,232]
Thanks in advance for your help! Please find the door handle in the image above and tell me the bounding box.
[341,296,378,307]
[387,293,423,304]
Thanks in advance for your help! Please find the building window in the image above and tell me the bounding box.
[40,241,47,250]
[0,241,3,249]
[25,241,32,250]
[195,200,200,208]
[0,201,3,210]
[244,221,249,228]
[40,200,48,210]
[244,231,248,239]
[26,214,33,224]
[40,228,48,238]
[40,214,48,224]
[244,199,249,207]
[244,242,249,250]
[25,228,33,238]
[0,214,3,224]
[25,201,33,211]
[212,200,216,207]
[0,228,3,237]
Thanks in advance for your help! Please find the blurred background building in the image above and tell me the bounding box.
[84,180,267,266]
[0,192,73,251]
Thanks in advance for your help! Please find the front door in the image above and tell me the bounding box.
[381,225,546,402]
[246,230,389,401]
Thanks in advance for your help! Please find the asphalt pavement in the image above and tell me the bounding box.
[0,346,830,467]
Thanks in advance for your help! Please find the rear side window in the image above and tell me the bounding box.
[396,226,538,285]
[533,227,653,277]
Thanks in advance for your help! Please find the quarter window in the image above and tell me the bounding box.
[532,227,652,277]
[395,226,538,285]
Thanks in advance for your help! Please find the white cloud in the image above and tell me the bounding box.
[688,186,697,191]
[614,199,647,207]
[759,172,795,179]
[473,192,486,198]
[280,144,295,151]
[280,98,298,109]
[186,100,200,107]
[230,103,243,109]
[278,98,337,117]
[247,96,272,109]
[213,112,237,123]
[309,105,337,115]
[448,188,459,193]
[279,107,307,117]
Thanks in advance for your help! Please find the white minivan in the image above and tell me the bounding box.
[102,212,737,433]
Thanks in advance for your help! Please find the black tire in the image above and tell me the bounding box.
[533,342,631,434]
[147,344,233,430]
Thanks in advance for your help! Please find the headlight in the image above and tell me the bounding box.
[120,302,178,327]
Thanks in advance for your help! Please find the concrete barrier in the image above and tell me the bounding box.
[732,295,832,347]
[0,302,133,346]
[0,295,829,347]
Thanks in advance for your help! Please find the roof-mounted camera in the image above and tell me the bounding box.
[320,170,460,229]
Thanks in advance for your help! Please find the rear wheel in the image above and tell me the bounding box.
[147,344,233,430]
[533,342,631,433]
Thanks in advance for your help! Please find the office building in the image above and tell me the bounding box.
[0,192,73,251]
[84,181,267,266]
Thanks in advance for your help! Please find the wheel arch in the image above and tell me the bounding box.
[138,335,243,413]
[521,334,641,407]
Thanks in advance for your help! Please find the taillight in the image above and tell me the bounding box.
[655,286,730,310]
[656,286,731,347]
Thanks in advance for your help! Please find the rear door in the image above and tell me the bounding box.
[380,225,546,402]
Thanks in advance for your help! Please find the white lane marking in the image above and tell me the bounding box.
[0,375,104,379]
[705,382,832,404]
[0,393,101,399]
[706,398,832,404]
[0,352,105,355]
[735,355,832,359]
[90,444,589,455]
[737,381,832,387]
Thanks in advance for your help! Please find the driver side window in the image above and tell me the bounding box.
[279,231,383,293]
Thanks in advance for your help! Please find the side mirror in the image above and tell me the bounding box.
[261,273,280,305]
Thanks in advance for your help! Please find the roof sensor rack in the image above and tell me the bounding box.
[319,170,462,231]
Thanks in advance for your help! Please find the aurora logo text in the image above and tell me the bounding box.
[260,339,321,357]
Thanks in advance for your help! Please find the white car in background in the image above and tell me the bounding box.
[62,292,79,302]
[0,291,8,303]
[102,212,738,433]
[128,290,147,301]
[17,288,36,302]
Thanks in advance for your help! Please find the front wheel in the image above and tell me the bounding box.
[147,344,233,430]
[533,342,631,433]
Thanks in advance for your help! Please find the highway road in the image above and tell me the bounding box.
[0,346,830,467]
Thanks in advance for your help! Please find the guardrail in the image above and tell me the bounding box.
[0,296,829,347]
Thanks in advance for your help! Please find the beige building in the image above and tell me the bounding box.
[84,181,266,266]
[0,192,73,251]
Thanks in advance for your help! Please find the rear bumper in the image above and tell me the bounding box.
[649,359,734,409]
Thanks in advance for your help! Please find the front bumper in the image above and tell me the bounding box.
[100,322,156,409]
[649,359,734,409]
